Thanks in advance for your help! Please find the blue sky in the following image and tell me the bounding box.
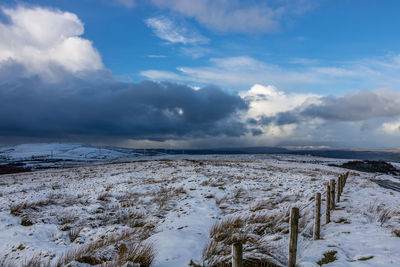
[6,0,400,92]
[1,0,400,149]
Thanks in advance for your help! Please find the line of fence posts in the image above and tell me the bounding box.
[230,172,349,267]
[232,242,243,267]
[288,172,349,266]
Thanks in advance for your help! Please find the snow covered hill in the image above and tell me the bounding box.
[0,143,164,169]
[0,154,399,266]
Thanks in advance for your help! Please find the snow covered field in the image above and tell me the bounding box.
[0,143,160,170]
[0,154,399,266]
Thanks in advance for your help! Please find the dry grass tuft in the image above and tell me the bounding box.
[56,229,154,266]
[0,254,51,267]
[116,242,156,266]
[363,203,394,227]
[10,197,55,216]
[249,199,276,212]
[174,186,187,195]
[210,217,246,244]
[317,250,337,266]
[68,226,83,243]
[392,229,400,237]
[203,211,287,265]
[97,192,111,201]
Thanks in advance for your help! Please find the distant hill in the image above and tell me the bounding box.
[0,143,164,170]
[1,143,400,172]
[153,147,400,162]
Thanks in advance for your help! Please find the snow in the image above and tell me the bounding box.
[0,153,399,266]
[298,177,400,266]
[0,143,155,169]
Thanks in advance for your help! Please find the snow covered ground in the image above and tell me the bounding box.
[0,143,163,169]
[0,154,399,266]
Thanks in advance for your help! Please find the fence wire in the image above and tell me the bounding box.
[210,172,349,267]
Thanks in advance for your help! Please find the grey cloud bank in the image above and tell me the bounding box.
[1,5,400,149]
[261,89,400,126]
[0,62,248,142]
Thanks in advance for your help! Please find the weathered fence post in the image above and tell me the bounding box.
[326,184,331,224]
[289,207,299,267]
[336,177,341,203]
[314,192,321,240]
[340,175,343,193]
[329,179,335,210]
[232,242,243,267]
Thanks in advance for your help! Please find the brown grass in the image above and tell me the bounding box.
[97,192,111,201]
[68,226,83,243]
[56,229,156,266]
[203,211,287,265]
[116,242,156,266]
[392,229,400,237]
[317,251,337,266]
[249,199,276,212]
[0,254,51,267]
[10,197,55,216]
[358,255,374,261]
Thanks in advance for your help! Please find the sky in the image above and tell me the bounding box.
[1,0,400,149]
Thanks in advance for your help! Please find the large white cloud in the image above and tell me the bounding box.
[0,6,103,78]
[237,84,321,144]
[381,120,400,135]
[240,84,319,118]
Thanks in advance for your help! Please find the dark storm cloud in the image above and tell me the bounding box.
[259,89,400,126]
[0,63,248,141]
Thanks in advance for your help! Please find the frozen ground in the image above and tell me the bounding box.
[0,154,399,266]
[0,143,164,169]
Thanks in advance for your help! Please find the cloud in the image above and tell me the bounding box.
[180,46,211,58]
[145,16,208,44]
[0,6,103,80]
[0,62,248,141]
[2,5,400,149]
[0,6,246,143]
[258,89,400,129]
[233,85,400,148]
[149,0,316,34]
[141,56,322,90]
[300,89,400,121]
[147,55,168,58]
[240,84,318,118]
[115,0,135,8]
[381,120,400,135]
[141,53,400,92]
[237,84,319,143]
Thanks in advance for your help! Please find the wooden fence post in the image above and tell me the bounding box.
[289,207,299,267]
[339,175,343,193]
[326,184,331,224]
[329,179,335,210]
[341,175,344,193]
[342,175,345,190]
[232,242,243,267]
[314,192,321,240]
[336,177,341,203]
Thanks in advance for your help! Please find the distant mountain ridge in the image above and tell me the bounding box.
[1,143,400,171]
[0,143,164,169]
[153,146,400,162]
